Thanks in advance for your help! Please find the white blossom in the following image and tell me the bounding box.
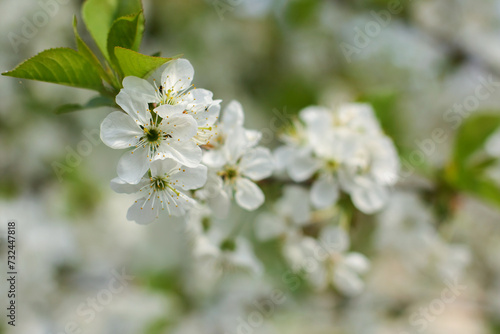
[110,159,207,225]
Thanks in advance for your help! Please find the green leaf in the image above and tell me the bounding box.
[446,112,500,208]
[55,96,116,114]
[73,16,110,83]
[2,48,104,92]
[107,11,145,73]
[453,113,500,172]
[114,47,176,78]
[82,0,143,61]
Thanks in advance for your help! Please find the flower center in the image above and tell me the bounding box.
[219,167,239,182]
[151,176,168,191]
[145,127,161,142]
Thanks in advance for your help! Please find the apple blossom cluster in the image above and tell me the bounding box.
[274,103,400,214]
[100,59,274,225]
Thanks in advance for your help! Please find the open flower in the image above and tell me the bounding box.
[206,129,274,211]
[110,159,207,225]
[289,226,370,295]
[101,91,201,184]
[121,58,222,146]
[201,101,274,211]
[202,100,261,167]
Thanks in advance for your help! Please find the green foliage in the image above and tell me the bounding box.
[82,0,143,62]
[73,16,111,85]
[3,48,104,92]
[107,11,145,74]
[447,113,500,207]
[115,47,177,79]
[2,0,178,114]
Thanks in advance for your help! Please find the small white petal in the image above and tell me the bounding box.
[110,177,146,194]
[171,164,208,190]
[239,147,274,181]
[160,140,202,167]
[127,198,159,225]
[155,103,188,117]
[350,183,388,214]
[116,90,150,125]
[222,100,245,129]
[202,149,227,168]
[122,76,157,103]
[343,253,370,274]
[235,177,265,211]
[100,111,142,149]
[160,113,198,141]
[117,147,150,184]
[161,59,194,92]
[287,148,321,182]
[310,175,339,209]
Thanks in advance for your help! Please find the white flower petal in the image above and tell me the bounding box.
[160,140,202,167]
[116,90,150,125]
[287,148,321,182]
[350,183,388,214]
[224,128,249,164]
[161,59,194,92]
[235,177,265,211]
[273,145,293,171]
[275,186,311,225]
[222,100,244,129]
[150,159,179,177]
[117,147,150,184]
[310,175,339,209]
[333,265,365,296]
[122,76,157,103]
[126,198,160,225]
[160,113,198,141]
[100,111,142,149]
[155,103,188,117]
[319,226,350,253]
[343,253,370,274]
[171,164,208,190]
[110,177,147,194]
[202,149,227,168]
[239,147,274,181]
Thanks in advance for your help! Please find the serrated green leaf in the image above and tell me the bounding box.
[82,0,143,61]
[73,16,110,83]
[107,11,144,74]
[2,48,104,92]
[55,96,116,114]
[114,47,176,79]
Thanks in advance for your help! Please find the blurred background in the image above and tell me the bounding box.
[1,0,500,333]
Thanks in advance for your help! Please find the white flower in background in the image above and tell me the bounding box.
[101,92,201,184]
[298,227,371,295]
[194,171,231,218]
[110,159,207,225]
[255,185,311,241]
[202,100,261,167]
[274,103,399,214]
[376,192,470,279]
[192,228,263,276]
[203,101,274,211]
[121,58,222,145]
